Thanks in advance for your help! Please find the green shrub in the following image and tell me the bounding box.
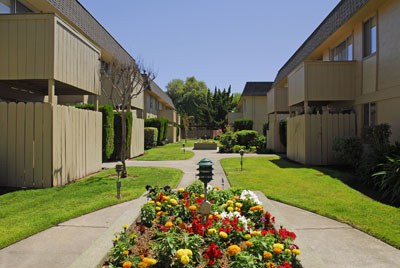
[72,104,114,161]
[219,130,237,153]
[332,136,363,169]
[234,130,258,148]
[112,112,132,160]
[233,119,253,131]
[99,105,114,161]
[279,119,287,147]
[144,127,158,149]
[262,122,268,136]
[372,156,400,205]
[255,135,270,154]
[232,145,246,153]
[145,117,169,145]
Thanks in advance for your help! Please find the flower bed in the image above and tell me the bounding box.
[104,181,301,268]
[193,142,218,150]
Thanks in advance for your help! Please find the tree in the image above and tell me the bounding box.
[101,60,154,177]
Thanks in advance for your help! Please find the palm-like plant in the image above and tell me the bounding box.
[372,156,400,204]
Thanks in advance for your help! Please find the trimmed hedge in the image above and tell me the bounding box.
[145,117,169,145]
[233,119,253,131]
[144,127,158,149]
[73,104,114,161]
[112,112,133,160]
[234,130,258,147]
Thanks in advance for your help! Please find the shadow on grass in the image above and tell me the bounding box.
[270,157,399,208]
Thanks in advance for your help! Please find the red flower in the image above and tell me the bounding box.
[279,228,296,240]
[278,261,292,268]
[203,242,222,265]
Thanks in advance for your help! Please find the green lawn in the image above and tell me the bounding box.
[135,140,195,160]
[0,166,182,249]
[221,156,400,249]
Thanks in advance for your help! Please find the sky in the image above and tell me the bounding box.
[79,0,340,94]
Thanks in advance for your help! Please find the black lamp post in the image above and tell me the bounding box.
[115,162,123,199]
[239,149,244,171]
[182,143,186,153]
[196,158,214,223]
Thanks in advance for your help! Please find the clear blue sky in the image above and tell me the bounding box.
[79,0,340,93]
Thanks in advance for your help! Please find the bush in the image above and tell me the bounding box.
[73,104,114,161]
[279,119,287,147]
[112,112,132,160]
[144,127,158,149]
[218,131,236,153]
[234,130,258,148]
[233,119,253,131]
[255,135,270,154]
[145,117,169,145]
[262,122,268,137]
[372,156,400,205]
[232,145,246,153]
[332,136,363,169]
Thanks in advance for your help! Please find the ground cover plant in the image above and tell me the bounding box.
[220,156,400,248]
[136,140,195,161]
[0,167,182,249]
[104,181,301,268]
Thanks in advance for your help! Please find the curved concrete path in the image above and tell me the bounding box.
[1,149,399,268]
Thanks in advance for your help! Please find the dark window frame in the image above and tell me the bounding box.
[363,16,377,58]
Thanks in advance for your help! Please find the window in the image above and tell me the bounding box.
[363,103,376,128]
[363,16,377,57]
[331,36,353,61]
[0,0,31,13]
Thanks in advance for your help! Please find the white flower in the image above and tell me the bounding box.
[240,190,262,205]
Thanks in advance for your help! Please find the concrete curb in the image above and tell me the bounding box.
[68,195,147,268]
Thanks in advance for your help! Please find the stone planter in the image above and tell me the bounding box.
[193,142,218,150]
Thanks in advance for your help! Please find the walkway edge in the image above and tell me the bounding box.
[255,191,326,268]
[68,195,148,268]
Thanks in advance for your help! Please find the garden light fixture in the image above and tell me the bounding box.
[239,149,244,171]
[196,158,214,223]
[115,162,123,199]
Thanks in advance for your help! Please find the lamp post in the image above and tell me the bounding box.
[196,158,214,223]
[115,162,123,199]
[239,149,244,171]
[182,143,186,153]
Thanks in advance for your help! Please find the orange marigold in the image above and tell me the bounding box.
[227,245,241,256]
[188,205,197,211]
[122,261,133,268]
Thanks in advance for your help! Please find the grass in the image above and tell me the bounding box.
[135,140,195,161]
[0,166,182,249]
[220,156,400,249]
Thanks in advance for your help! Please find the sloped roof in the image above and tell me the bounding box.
[242,82,273,96]
[273,0,369,86]
[148,81,175,109]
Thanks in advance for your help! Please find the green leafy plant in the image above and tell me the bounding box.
[332,136,363,170]
[372,156,400,205]
[233,119,253,131]
[234,130,258,148]
[145,117,169,145]
[145,127,158,149]
[218,130,237,153]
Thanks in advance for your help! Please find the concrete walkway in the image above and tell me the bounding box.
[1,149,399,267]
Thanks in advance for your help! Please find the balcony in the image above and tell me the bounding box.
[0,13,100,100]
[288,61,357,107]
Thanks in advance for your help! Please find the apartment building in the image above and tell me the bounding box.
[272,0,400,165]
[0,0,144,186]
[228,82,273,134]
[144,81,180,143]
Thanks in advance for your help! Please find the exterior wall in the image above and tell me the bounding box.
[158,109,177,143]
[227,112,243,125]
[288,61,356,106]
[287,113,356,165]
[267,113,288,153]
[241,96,268,134]
[0,14,100,95]
[0,102,102,188]
[130,110,144,158]
[267,87,288,114]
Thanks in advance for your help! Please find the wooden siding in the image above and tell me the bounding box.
[0,102,101,188]
[362,55,377,94]
[130,110,144,158]
[266,113,287,153]
[287,113,356,165]
[267,87,288,114]
[288,61,356,106]
[0,14,100,95]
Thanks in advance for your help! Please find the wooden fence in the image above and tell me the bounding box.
[287,113,356,165]
[0,102,101,188]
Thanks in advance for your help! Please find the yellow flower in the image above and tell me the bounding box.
[178,187,185,192]
[122,250,129,255]
[183,249,192,256]
[285,249,292,254]
[292,249,301,255]
[137,262,146,268]
[263,251,273,259]
[122,261,133,268]
[148,200,155,204]
[227,206,234,212]
[227,245,241,256]
[208,228,217,235]
[233,195,240,200]
[273,243,284,250]
[170,199,177,205]
[235,202,243,208]
[200,194,205,198]
[142,257,150,264]
[148,258,157,265]
[122,224,129,230]
[165,221,174,228]
[156,202,162,206]
[219,231,228,239]
[227,200,234,205]
[180,254,190,265]
[155,207,161,211]
[251,231,262,236]
[176,249,186,258]
[189,205,197,211]
[266,262,275,268]
[244,234,251,240]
